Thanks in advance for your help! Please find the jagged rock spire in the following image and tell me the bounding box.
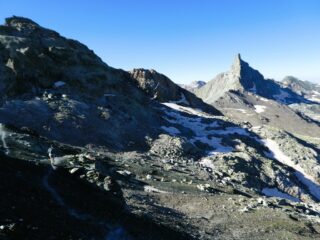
[231,53,244,77]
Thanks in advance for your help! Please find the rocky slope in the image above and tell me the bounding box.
[1,17,320,240]
[282,76,320,102]
[129,69,220,115]
[179,80,206,92]
[195,54,305,104]
[281,76,320,123]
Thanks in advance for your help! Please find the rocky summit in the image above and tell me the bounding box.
[1,16,320,240]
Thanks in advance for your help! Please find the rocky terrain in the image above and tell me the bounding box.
[281,76,320,123]
[179,80,206,92]
[282,76,320,101]
[1,16,320,240]
[195,54,320,137]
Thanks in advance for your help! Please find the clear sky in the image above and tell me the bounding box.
[0,0,320,84]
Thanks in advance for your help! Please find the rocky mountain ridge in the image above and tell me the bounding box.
[195,54,305,104]
[194,54,320,137]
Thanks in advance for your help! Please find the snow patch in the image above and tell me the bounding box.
[162,103,249,156]
[200,158,215,169]
[224,108,247,114]
[308,96,320,103]
[163,102,205,117]
[54,81,66,88]
[0,124,9,154]
[259,97,270,102]
[254,105,266,113]
[144,185,168,194]
[16,47,29,54]
[261,138,320,200]
[262,187,300,202]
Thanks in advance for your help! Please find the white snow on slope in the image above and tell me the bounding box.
[163,102,206,117]
[144,185,168,194]
[262,187,300,202]
[224,108,247,113]
[259,97,270,102]
[254,105,266,113]
[0,124,9,154]
[308,96,320,103]
[200,158,215,169]
[261,138,320,200]
[161,103,249,156]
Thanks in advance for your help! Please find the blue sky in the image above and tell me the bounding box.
[0,0,320,84]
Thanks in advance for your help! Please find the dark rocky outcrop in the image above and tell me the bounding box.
[0,16,164,149]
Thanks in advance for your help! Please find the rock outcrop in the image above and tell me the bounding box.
[130,68,221,115]
[0,16,164,149]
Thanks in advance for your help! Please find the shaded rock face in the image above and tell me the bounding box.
[130,68,221,115]
[195,54,303,104]
[0,16,112,99]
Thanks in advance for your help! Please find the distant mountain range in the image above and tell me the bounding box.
[282,76,320,103]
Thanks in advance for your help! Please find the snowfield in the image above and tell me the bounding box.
[261,138,320,200]
[161,103,250,156]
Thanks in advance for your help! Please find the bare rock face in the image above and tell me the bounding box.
[130,68,221,115]
[195,54,303,104]
[130,68,181,102]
